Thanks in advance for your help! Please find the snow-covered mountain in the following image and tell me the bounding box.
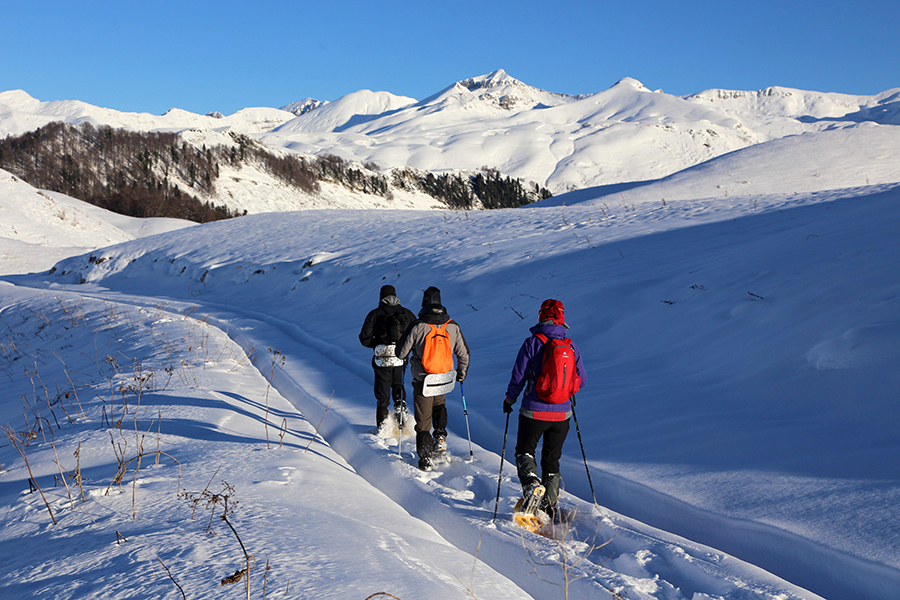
[0,89,297,136]
[259,70,900,192]
[3,70,897,206]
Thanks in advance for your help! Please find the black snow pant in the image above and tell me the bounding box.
[515,415,570,513]
[412,379,447,463]
[373,361,406,427]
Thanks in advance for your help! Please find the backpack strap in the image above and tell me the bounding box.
[535,332,572,345]
[530,333,548,379]
[429,319,452,333]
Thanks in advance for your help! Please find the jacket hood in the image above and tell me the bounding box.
[419,305,450,324]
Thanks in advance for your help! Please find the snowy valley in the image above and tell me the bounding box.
[1,72,899,600]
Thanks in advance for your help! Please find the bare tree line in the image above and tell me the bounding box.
[1,122,551,221]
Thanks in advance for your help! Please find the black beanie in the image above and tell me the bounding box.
[380,285,396,299]
[422,286,442,307]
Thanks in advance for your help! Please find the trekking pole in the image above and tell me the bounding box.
[570,396,597,506]
[460,383,474,461]
[397,406,403,461]
[492,410,511,522]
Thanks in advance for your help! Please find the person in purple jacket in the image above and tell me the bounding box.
[503,299,587,519]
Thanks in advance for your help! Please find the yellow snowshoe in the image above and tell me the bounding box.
[513,484,549,533]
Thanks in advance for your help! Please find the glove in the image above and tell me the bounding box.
[503,397,514,413]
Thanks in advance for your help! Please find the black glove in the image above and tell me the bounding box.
[503,397,514,413]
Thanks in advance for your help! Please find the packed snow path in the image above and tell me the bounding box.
[47,288,832,600]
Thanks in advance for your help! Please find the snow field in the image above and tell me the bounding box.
[0,289,529,599]
[2,124,900,597]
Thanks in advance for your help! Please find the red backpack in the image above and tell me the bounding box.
[533,334,581,403]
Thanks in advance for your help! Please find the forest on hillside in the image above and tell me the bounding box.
[0,122,551,222]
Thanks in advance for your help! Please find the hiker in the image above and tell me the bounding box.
[396,286,470,470]
[503,299,586,519]
[359,285,417,428]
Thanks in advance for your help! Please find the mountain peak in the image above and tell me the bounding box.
[281,98,327,116]
[414,69,577,112]
[0,89,41,109]
[458,69,519,92]
[612,77,651,92]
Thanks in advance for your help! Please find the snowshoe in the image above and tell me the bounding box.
[425,439,450,468]
[513,484,549,533]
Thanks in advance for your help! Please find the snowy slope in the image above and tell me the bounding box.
[3,152,899,598]
[0,285,538,600]
[541,124,900,207]
[0,169,193,274]
[174,130,443,212]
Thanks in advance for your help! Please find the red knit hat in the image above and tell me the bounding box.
[539,299,566,326]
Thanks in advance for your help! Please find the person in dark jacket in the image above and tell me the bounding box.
[359,285,417,428]
[503,298,587,519]
[396,286,470,470]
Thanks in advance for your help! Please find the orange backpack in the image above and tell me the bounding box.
[421,319,454,374]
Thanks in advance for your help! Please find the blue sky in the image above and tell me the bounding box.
[3,0,898,116]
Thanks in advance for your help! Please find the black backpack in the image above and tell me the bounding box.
[383,310,405,343]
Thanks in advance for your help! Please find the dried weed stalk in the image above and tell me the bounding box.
[181,479,256,600]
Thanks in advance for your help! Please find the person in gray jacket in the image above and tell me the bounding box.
[396,286,470,470]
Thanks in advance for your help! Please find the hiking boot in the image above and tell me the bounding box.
[416,431,433,470]
[433,435,447,453]
[523,479,542,499]
[539,496,557,520]
[516,453,540,488]
[542,472,562,507]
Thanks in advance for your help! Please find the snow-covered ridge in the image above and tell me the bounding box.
[280,97,327,116]
[272,89,417,133]
[258,72,900,193]
[0,89,297,137]
[2,72,899,201]
[684,85,880,120]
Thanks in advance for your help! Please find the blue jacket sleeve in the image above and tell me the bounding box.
[571,340,587,387]
[505,336,538,402]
